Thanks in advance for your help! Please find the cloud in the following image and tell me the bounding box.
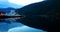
[8,26,46,32]
[0,22,23,31]
[8,0,44,6]
[0,0,23,8]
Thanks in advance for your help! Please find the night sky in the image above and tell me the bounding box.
[0,0,46,32]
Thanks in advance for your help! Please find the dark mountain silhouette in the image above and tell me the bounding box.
[16,0,60,32]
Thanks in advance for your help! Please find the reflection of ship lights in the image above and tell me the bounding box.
[0,15,23,23]
[0,16,23,20]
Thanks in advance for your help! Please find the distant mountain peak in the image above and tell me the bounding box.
[0,7,16,12]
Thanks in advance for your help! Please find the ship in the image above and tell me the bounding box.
[0,12,23,20]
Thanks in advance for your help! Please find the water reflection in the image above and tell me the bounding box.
[0,19,24,32]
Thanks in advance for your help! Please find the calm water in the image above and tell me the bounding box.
[0,18,46,32]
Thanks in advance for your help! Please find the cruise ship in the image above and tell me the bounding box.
[0,12,23,20]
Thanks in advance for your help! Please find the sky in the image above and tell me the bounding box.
[0,0,23,8]
[8,0,44,5]
[0,0,46,32]
[0,0,44,8]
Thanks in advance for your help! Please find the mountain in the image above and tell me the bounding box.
[0,7,16,12]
